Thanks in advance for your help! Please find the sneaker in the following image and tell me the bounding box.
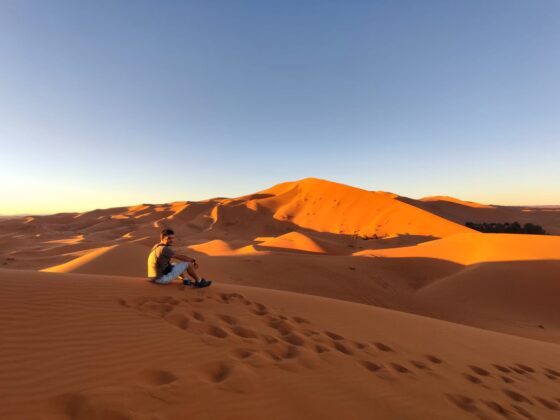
[193,279,212,288]
[183,278,192,286]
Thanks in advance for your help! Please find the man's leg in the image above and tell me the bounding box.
[183,264,202,282]
[154,262,188,285]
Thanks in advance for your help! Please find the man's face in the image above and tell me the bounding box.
[163,235,175,245]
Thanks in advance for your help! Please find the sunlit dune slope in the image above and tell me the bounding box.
[188,239,236,255]
[41,243,150,277]
[358,232,560,265]
[245,178,472,238]
[257,231,327,253]
[2,269,560,420]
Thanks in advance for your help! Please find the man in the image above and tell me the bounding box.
[147,228,212,288]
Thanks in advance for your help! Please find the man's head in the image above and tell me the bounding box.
[160,228,175,245]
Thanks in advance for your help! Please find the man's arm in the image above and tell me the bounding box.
[174,253,197,264]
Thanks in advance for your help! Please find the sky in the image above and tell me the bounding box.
[1,0,559,214]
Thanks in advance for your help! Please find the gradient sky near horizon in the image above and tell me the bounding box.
[1,0,559,214]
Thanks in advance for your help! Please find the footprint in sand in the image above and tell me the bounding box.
[353,341,368,350]
[314,344,330,354]
[218,292,250,305]
[282,332,306,346]
[267,317,295,336]
[493,364,511,374]
[512,405,535,420]
[54,392,131,420]
[266,342,300,361]
[361,360,383,373]
[217,314,239,326]
[515,363,535,374]
[409,360,430,371]
[469,366,491,377]
[230,325,259,339]
[508,366,525,374]
[502,389,533,405]
[332,341,353,355]
[231,348,256,360]
[324,331,344,341]
[198,360,257,393]
[390,363,411,374]
[192,311,205,321]
[446,394,480,415]
[482,400,514,418]
[425,354,443,364]
[201,361,232,383]
[463,373,483,384]
[544,368,560,380]
[291,316,309,324]
[251,302,268,316]
[373,342,394,352]
[141,369,179,387]
[165,313,191,330]
[203,324,229,339]
[535,397,560,411]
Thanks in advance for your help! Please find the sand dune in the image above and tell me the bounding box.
[250,178,471,238]
[401,195,560,235]
[2,268,560,420]
[358,232,560,265]
[412,260,560,342]
[257,232,327,253]
[188,239,237,256]
[42,243,151,277]
[421,195,495,208]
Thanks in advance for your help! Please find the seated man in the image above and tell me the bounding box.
[147,228,212,288]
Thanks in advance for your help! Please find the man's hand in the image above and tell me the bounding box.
[175,254,198,267]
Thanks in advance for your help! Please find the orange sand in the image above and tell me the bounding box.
[1,178,560,419]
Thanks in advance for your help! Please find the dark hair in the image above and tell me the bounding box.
[161,228,175,240]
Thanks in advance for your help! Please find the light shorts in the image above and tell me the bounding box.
[153,262,189,285]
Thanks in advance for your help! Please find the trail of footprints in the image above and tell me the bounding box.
[121,293,560,419]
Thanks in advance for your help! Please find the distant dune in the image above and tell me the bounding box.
[358,232,560,265]
[400,195,560,235]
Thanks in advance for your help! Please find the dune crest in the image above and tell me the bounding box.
[258,232,327,253]
[42,243,150,277]
[420,195,495,208]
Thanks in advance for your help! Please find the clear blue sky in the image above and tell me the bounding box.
[1,0,559,214]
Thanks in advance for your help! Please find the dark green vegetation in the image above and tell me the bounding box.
[466,222,546,235]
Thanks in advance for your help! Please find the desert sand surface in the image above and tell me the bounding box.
[3,269,560,420]
[2,178,560,419]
